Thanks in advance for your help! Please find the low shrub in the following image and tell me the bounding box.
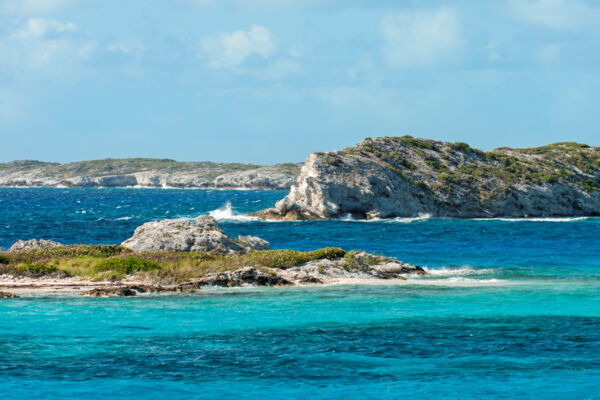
[0,254,10,264]
[92,257,161,275]
[14,263,58,275]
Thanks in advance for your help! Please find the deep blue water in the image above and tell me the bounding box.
[1,188,600,399]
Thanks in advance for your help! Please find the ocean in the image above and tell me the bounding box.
[1,188,599,399]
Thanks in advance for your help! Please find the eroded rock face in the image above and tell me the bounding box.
[254,137,600,220]
[0,161,301,189]
[122,216,269,254]
[8,239,63,252]
[177,267,291,290]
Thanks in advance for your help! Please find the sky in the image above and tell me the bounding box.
[1,0,599,164]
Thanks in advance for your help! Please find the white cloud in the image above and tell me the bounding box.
[380,7,461,68]
[107,42,145,59]
[0,18,94,73]
[15,18,77,39]
[0,0,76,14]
[507,0,600,30]
[199,24,277,69]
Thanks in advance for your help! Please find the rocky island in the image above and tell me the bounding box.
[0,217,425,297]
[0,159,301,189]
[255,136,600,220]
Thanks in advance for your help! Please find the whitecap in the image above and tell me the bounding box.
[340,213,432,223]
[472,217,589,222]
[423,265,495,277]
[208,201,258,222]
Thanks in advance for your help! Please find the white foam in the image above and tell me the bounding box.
[115,216,133,221]
[423,266,495,277]
[472,216,589,222]
[340,213,432,223]
[208,201,258,222]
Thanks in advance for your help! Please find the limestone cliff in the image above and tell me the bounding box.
[0,159,301,190]
[255,136,600,219]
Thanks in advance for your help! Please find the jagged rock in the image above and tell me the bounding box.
[235,236,270,253]
[254,137,600,219]
[82,287,138,297]
[370,262,425,279]
[122,216,269,254]
[0,291,19,298]
[8,239,62,252]
[177,267,291,290]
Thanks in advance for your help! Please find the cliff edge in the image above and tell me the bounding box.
[254,136,600,220]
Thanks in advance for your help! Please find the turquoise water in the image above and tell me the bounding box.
[1,188,600,399]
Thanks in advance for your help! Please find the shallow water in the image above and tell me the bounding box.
[1,188,600,399]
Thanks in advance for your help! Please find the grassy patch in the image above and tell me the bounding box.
[92,257,161,275]
[0,254,10,265]
[2,245,350,284]
[14,263,59,276]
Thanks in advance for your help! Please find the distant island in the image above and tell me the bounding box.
[0,159,302,189]
[255,136,600,219]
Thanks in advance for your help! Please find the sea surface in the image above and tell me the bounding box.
[1,188,599,399]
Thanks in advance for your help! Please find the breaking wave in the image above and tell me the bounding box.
[472,217,589,222]
[208,202,258,222]
[341,213,432,223]
[423,265,495,277]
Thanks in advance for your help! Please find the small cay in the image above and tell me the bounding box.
[253,136,600,220]
[0,217,425,296]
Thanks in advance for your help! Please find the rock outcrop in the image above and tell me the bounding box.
[122,216,269,254]
[176,267,291,290]
[8,239,63,252]
[254,137,600,219]
[0,159,301,189]
[0,291,19,298]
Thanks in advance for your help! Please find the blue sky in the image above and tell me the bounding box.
[1,0,599,164]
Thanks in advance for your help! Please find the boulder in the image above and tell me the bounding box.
[122,216,269,254]
[8,239,62,252]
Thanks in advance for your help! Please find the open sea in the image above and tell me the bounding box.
[1,188,599,399]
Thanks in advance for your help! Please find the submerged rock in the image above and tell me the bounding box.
[8,239,63,252]
[0,291,19,298]
[254,137,600,220]
[122,216,269,254]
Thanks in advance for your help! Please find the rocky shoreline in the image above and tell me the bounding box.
[0,159,301,190]
[254,137,600,220]
[0,218,426,297]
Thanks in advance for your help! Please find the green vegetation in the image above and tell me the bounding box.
[14,263,59,276]
[351,137,600,197]
[0,158,302,180]
[0,245,348,284]
[0,254,10,264]
[92,257,161,275]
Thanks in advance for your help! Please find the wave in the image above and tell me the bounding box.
[208,202,258,222]
[423,265,495,277]
[472,217,589,222]
[341,213,432,223]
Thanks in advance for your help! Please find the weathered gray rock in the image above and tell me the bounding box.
[254,137,600,219]
[177,267,291,290]
[122,216,269,254]
[0,159,301,189]
[235,235,270,253]
[277,252,426,283]
[8,239,63,252]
